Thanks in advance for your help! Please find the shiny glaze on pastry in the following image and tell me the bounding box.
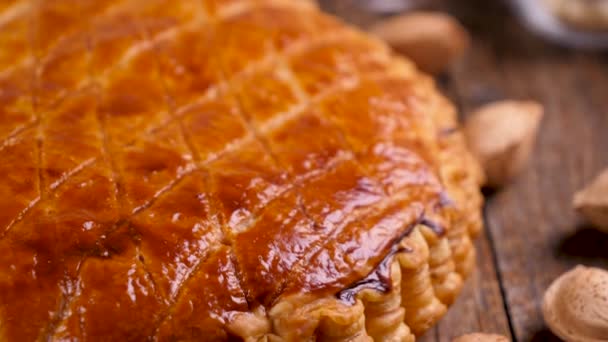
[0,0,484,340]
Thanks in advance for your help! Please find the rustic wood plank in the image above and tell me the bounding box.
[424,234,513,342]
[446,0,608,340]
[423,71,513,342]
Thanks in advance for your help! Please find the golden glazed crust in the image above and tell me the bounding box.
[0,0,483,341]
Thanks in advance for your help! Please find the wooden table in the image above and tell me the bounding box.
[320,0,608,341]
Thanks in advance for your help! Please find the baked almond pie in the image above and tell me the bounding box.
[0,0,484,341]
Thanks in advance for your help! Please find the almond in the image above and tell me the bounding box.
[464,100,544,187]
[452,333,510,342]
[573,168,608,232]
[545,0,608,31]
[370,12,470,74]
[542,266,608,342]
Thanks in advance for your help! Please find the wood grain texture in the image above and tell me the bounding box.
[427,234,511,341]
[321,0,608,341]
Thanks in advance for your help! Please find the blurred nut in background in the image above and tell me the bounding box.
[545,0,608,31]
[464,100,544,188]
[573,168,608,232]
[370,11,470,74]
[452,333,509,342]
[543,266,608,342]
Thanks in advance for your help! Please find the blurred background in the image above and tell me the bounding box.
[319,1,608,341]
[322,0,608,48]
